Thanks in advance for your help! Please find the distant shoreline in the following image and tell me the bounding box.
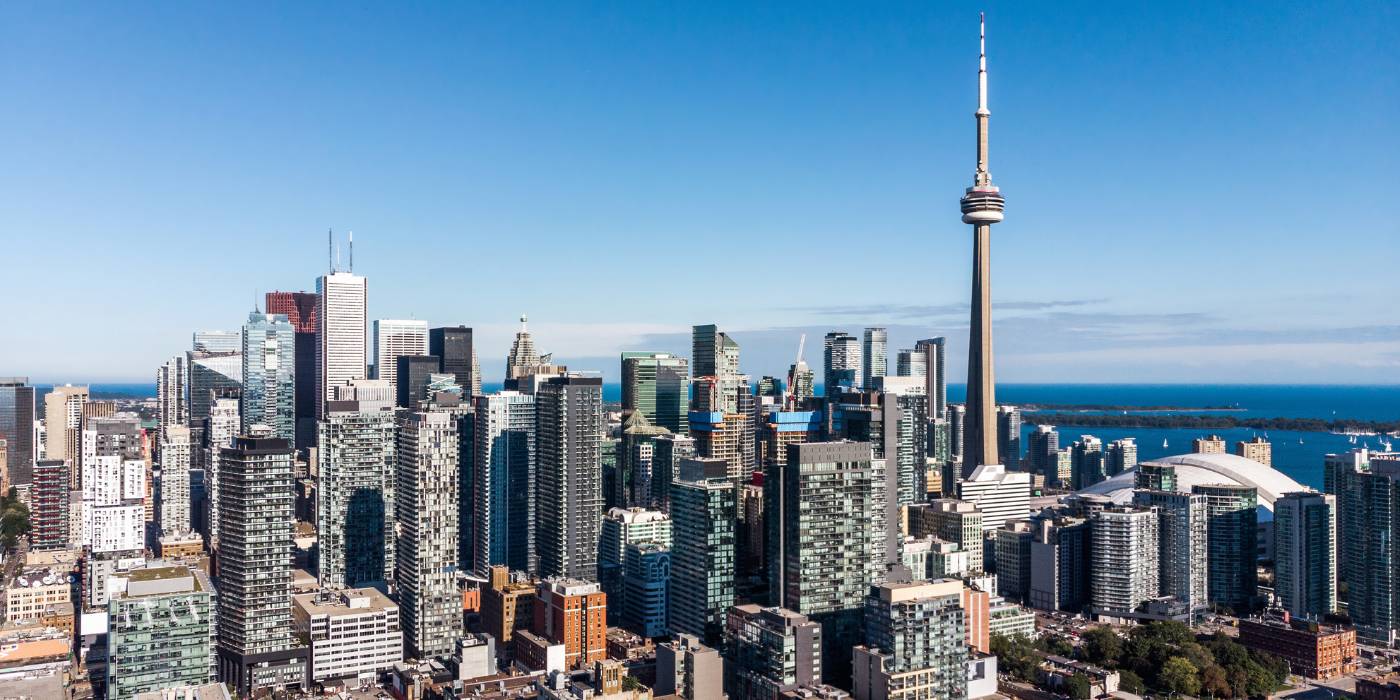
[1024,411,1400,435]
[1019,403,1242,412]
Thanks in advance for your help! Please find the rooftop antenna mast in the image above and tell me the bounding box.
[349,231,354,272]
[327,228,333,272]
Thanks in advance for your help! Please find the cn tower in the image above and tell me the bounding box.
[960,13,1007,475]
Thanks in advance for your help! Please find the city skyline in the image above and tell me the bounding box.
[4,2,1398,384]
[0,7,1394,697]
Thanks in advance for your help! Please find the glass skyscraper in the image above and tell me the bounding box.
[241,311,296,443]
[317,401,397,589]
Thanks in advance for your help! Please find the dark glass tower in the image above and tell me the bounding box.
[429,326,475,396]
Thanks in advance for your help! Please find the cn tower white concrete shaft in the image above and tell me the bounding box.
[960,14,1007,476]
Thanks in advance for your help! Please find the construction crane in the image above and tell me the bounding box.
[783,333,806,411]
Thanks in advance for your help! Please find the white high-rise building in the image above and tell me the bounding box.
[956,463,1030,531]
[1090,506,1159,618]
[373,319,429,385]
[862,327,888,388]
[156,355,187,443]
[395,409,463,659]
[160,425,193,535]
[204,395,240,549]
[317,271,368,419]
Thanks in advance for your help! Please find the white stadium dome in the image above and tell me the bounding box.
[1075,452,1310,514]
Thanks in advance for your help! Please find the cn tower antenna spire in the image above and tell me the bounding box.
[978,12,988,116]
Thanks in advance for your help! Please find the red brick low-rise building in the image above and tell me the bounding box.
[1238,614,1357,680]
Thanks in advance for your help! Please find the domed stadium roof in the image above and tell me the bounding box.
[1076,452,1310,513]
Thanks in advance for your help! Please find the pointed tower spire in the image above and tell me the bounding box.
[978,12,988,116]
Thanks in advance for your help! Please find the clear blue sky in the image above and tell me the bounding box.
[3,2,1397,383]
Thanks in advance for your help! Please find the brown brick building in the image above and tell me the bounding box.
[1238,615,1357,680]
[533,578,607,670]
[479,566,536,662]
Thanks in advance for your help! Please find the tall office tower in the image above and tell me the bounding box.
[265,290,319,452]
[193,330,240,353]
[670,459,737,647]
[216,435,307,694]
[862,328,888,388]
[772,442,881,686]
[1334,462,1400,644]
[159,425,194,536]
[621,543,669,638]
[1026,425,1059,483]
[996,405,1021,470]
[895,349,925,378]
[852,580,968,700]
[887,382,931,511]
[1274,491,1337,619]
[599,507,672,619]
[203,392,240,550]
[622,352,689,435]
[532,578,607,670]
[0,378,36,485]
[787,360,815,407]
[43,384,88,468]
[395,409,463,659]
[1135,462,1178,491]
[1070,435,1104,490]
[505,316,540,381]
[914,338,948,420]
[1105,438,1138,477]
[470,391,536,575]
[316,269,368,419]
[1090,506,1160,618]
[241,310,296,442]
[727,605,823,700]
[1028,516,1092,613]
[1236,436,1273,467]
[1193,435,1227,454]
[958,463,1030,532]
[958,16,1007,476]
[620,412,671,508]
[822,331,861,394]
[1193,484,1259,612]
[1132,490,1208,611]
[31,459,69,550]
[535,375,604,580]
[651,433,695,510]
[909,500,986,573]
[318,401,396,589]
[655,634,724,700]
[756,376,782,399]
[759,411,823,478]
[188,351,242,458]
[395,355,441,408]
[107,564,215,698]
[995,521,1035,601]
[373,319,429,385]
[692,324,740,379]
[429,326,480,397]
[155,359,187,443]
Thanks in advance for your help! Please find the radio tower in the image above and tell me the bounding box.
[960,13,1007,475]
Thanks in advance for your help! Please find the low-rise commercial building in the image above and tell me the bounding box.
[1237,614,1356,680]
[106,565,215,699]
[3,566,74,624]
[292,587,403,682]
